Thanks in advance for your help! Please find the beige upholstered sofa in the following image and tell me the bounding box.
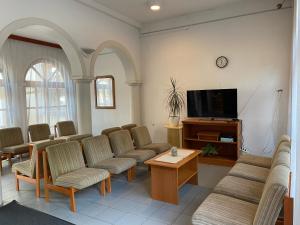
[44,141,111,212]
[55,120,91,142]
[82,135,136,181]
[0,127,29,167]
[131,126,171,154]
[192,135,291,225]
[109,130,156,163]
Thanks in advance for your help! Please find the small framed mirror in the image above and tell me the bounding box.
[95,75,116,109]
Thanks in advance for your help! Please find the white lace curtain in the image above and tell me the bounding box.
[0,39,77,134]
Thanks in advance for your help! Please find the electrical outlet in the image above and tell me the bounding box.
[240,147,249,153]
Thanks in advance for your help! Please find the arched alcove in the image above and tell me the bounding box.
[90,40,142,127]
[0,17,85,78]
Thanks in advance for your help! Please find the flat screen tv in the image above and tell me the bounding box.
[187,89,237,119]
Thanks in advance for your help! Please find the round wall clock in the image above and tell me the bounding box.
[216,56,229,68]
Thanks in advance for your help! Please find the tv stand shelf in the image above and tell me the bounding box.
[182,118,241,167]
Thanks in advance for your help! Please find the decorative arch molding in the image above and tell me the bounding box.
[90,40,140,83]
[0,17,86,79]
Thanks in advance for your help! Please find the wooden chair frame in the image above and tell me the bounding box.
[43,151,111,212]
[127,166,136,182]
[15,145,43,198]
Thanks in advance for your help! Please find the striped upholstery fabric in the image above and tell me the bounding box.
[271,143,291,165]
[94,158,136,174]
[82,135,114,167]
[270,151,290,169]
[253,165,290,225]
[46,141,85,183]
[0,127,24,147]
[119,150,156,163]
[12,160,31,177]
[121,123,137,131]
[56,121,76,136]
[31,139,66,150]
[101,127,121,136]
[131,126,152,148]
[192,193,257,225]
[2,144,29,154]
[109,130,135,156]
[142,143,171,154]
[60,134,92,142]
[54,167,109,190]
[213,176,264,204]
[228,163,269,183]
[28,124,51,142]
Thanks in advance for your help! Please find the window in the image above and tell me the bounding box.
[95,75,116,109]
[0,70,8,128]
[25,61,68,131]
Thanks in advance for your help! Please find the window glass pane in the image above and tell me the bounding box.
[25,68,42,82]
[0,111,7,128]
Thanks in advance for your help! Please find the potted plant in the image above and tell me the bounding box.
[166,77,185,127]
[202,144,219,157]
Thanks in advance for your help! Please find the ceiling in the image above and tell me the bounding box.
[93,0,246,24]
[13,26,59,44]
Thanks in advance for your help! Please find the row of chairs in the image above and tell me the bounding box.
[11,122,171,212]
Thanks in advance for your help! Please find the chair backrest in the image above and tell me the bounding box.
[101,127,122,136]
[82,135,114,167]
[56,121,77,136]
[131,126,152,148]
[109,130,134,156]
[121,124,137,132]
[46,141,85,182]
[0,127,24,148]
[272,141,291,164]
[253,165,290,225]
[271,151,290,170]
[28,123,51,142]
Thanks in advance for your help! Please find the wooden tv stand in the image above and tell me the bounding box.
[182,118,241,166]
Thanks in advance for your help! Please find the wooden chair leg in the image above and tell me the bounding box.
[127,166,136,182]
[15,171,20,191]
[148,165,151,173]
[106,176,111,193]
[100,180,106,196]
[70,188,76,212]
[8,154,12,167]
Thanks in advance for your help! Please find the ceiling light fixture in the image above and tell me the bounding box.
[147,0,161,11]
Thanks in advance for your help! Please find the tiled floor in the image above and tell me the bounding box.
[1,161,212,225]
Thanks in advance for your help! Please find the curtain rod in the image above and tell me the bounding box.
[141,6,292,36]
[8,35,62,49]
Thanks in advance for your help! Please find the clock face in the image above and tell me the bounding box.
[216,56,228,68]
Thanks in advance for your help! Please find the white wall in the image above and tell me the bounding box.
[91,53,132,134]
[141,9,293,156]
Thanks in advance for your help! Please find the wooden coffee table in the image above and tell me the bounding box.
[145,149,200,204]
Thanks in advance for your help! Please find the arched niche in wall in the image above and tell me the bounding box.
[90,40,142,130]
[0,17,85,79]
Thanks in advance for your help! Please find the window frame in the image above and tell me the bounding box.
[94,75,116,109]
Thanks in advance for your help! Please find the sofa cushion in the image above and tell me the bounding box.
[253,165,290,225]
[109,130,135,156]
[0,127,24,147]
[12,160,31,177]
[54,167,109,190]
[2,143,29,154]
[271,151,290,169]
[192,193,257,225]
[228,163,269,183]
[131,126,152,148]
[94,158,136,174]
[101,127,122,136]
[142,143,171,154]
[28,124,51,142]
[213,176,264,204]
[61,134,92,142]
[237,154,272,168]
[56,121,76,136]
[82,135,114,167]
[118,149,156,163]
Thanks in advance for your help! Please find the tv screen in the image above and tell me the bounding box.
[187,89,237,119]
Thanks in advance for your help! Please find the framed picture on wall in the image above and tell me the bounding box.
[95,75,116,109]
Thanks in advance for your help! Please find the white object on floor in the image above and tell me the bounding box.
[155,149,194,163]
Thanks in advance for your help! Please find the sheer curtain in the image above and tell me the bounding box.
[0,39,77,135]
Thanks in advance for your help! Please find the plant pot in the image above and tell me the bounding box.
[168,116,180,127]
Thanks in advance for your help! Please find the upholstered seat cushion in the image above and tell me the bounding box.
[142,143,171,154]
[31,139,66,150]
[12,160,31,177]
[118,149,156,163]
[2,143,29,154]
[192,193,257,225]
[54,167,109,190]
[94,158,136,174]
[237,154,272,168]
[61,134,92,142]
[228,163,269,183]
[213,176,264,204]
